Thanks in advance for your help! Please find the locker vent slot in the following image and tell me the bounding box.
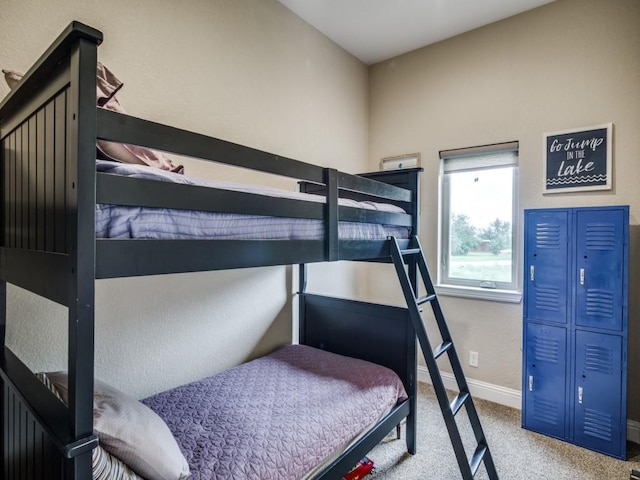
[583,408,613,441]
[533,396,561,425]
[585,289,614,318]
[585,223,615,250]
[584,344,614,375]
[534,336,559,363]
[534,285,560,311]
[535,223,561,248]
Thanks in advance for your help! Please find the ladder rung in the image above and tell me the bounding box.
[416,294,436,305]
[450,391,470,416]
[433,341,453,360]
[469,444,488,476]
[400,248,421,256]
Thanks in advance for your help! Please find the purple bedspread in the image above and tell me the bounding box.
[142,345,407,479]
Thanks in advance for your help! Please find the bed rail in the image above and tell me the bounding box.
[94,107,416,268]
[0,348,98,458]
[95,107,412,202]
[96,172,411,225]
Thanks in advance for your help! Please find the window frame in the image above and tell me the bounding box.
[437,142,521,303]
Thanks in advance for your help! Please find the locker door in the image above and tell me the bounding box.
[523,323,568,439]
[574,330,623,458]
[575,209,625,331]
[525,210,570,324]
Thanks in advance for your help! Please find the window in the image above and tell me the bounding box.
[438,142,520,302]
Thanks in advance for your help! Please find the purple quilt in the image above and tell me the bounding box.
[142,345,407,479]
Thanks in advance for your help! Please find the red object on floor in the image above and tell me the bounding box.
[343,457,375,480]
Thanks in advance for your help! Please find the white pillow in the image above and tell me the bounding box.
[42,371,190,480]
[37,372,145,480]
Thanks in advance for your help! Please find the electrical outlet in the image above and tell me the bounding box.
[469,351,479,367]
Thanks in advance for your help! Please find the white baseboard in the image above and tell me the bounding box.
[417,365,640,444]
[417,365,522,410]
[628,420,640,445]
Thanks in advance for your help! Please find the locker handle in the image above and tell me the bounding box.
[528,375,534,391]
[579,268,585,286]
[530,265,535,282]
[578,386,583,404]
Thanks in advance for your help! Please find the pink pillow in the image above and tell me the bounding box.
[3,63,184,173]
[94,63,184,173]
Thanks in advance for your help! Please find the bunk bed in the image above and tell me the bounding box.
[0,22,422,479]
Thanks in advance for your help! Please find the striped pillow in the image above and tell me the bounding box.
[36,372,144,480]
[92,445,144,480]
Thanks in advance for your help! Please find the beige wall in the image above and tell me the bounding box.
[2,0,638,424]
[0,0,369,398]
[368,0,640,420]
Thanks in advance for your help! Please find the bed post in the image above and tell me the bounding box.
[0,280,5,475]
[298,263,307,343]
[323,168,339,261]
[0,21,103,479]
[64,29,100,479]
[0,281,5,350]
[354,167,422,455]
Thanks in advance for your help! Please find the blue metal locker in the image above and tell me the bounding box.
[524,210,570,325]
[522,206,628,460]
[575,208,626,331]
[523,322,568,440]
[574,330,624,457]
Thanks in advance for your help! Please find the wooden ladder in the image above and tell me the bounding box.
[390,236,499,479]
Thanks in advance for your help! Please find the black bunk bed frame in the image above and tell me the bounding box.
[0,22,422,479]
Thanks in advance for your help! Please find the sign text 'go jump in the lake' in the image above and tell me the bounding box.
[543,123,612,193]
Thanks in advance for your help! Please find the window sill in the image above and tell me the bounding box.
[435,284,522,303]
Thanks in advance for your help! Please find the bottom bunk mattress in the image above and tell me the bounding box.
[142,344,408,480]
[95,161,410,241]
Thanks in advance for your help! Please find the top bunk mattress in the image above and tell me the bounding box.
[96,161,410,241]
[142,344,407,480]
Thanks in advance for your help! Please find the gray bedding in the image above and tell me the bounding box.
[142,345,407,480]
[95,161,410,240]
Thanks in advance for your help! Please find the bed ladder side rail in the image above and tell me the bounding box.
[390,236,499,480]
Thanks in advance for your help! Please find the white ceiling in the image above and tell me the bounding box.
[278,0,556,65]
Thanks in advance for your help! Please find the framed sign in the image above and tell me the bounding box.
[380,153,420,171]
[543,123,612,193]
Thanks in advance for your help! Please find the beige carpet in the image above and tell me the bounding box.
[367,383,640,480]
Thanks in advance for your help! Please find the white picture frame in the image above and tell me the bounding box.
[380,153,421,171]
